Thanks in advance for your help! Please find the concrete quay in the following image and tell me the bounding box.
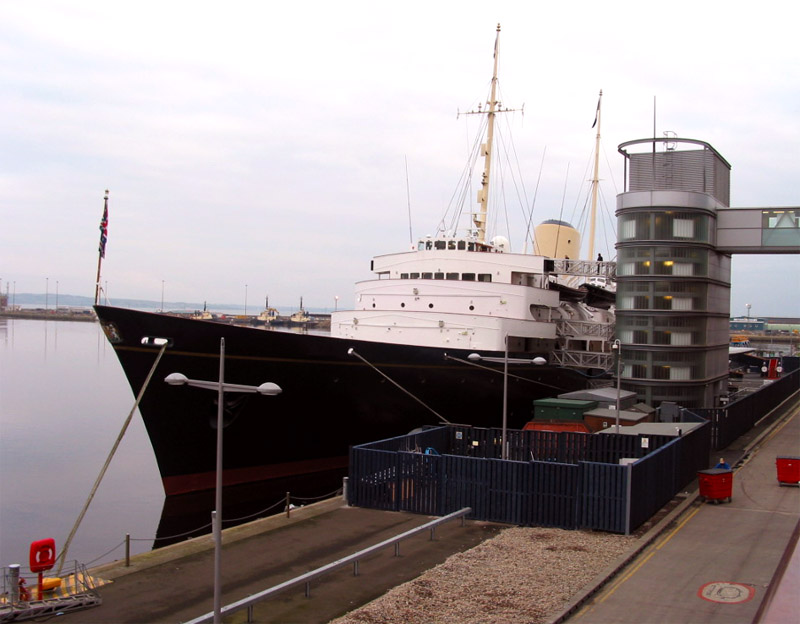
[57,401,798,624]
[57,500,503,623]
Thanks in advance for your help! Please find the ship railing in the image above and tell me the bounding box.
[183,507,472,624]
[556,320,615,340]
[553,349,614,371]
[551,259,616,278]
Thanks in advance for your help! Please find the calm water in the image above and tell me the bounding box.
[0,318,163,568]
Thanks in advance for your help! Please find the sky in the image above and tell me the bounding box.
[1,0,798,316]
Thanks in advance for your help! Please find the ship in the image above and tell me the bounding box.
[95,25,616,497]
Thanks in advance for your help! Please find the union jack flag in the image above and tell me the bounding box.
[99,191,109,258]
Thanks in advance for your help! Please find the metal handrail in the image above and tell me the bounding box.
[183,507,473,624]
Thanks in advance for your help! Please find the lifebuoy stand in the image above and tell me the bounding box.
[29,538,56,600]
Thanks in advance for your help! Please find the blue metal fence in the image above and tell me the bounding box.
[696,368,799,450]
[349,422,710,534]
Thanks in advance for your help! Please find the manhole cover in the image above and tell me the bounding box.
[698,581,755,604]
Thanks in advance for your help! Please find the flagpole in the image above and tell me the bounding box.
[588,90,602,261]
[95,190,109,305]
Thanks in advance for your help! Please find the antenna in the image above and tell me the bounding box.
[405,156,413,246]
[652,95,657,151]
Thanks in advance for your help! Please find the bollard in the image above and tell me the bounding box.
[7,564,20,603]
[125,533,131,567]
[342,476,349,505]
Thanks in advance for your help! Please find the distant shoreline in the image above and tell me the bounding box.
[0,310,97,323]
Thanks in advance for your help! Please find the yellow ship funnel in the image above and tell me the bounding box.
[533,220,580,259]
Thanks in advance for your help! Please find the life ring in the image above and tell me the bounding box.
[29,538,56,573]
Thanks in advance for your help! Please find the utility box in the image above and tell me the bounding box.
[776,456,800,486]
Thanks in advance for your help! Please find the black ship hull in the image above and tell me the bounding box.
[95,305,588,496]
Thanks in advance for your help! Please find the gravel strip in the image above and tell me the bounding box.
[332,526,637,624]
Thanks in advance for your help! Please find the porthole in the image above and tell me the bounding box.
[428,303,434,309]
[372,303,376,308]
[401,302,406,308]
[469,305,474,311]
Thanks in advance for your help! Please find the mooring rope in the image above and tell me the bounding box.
[347,348,451,424]
[56,343,168,575]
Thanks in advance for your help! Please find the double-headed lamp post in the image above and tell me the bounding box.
[165,337,281,624]
[467,350,509,459]
[611,339,622,433]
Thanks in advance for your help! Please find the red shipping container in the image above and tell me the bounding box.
[776,456,800,486]
[698,468,733,503]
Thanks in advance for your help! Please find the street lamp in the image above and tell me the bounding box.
[611,339,622,433]
[468,333,510,460]
[165,338,281,624]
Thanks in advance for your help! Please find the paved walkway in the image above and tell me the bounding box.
[567,406,800,624]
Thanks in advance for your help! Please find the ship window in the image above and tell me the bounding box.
[469,305,475,311]
[477,274,492,282]
[462,273,476,281]
[458,241,466,250]
[428,303,434,308]
[418,240,426,250]
[435,240,446,250]
[468,242,476,251]
[410,272,420,279]
[434,272,444,279]
[422,272,433,279]
[446,272,459,280]
[400,273,409,279]
[401,302,406,308]
[448,240,456,250]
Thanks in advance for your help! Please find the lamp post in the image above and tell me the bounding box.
[502,333,509,460]
[165,338,281,624]
[612,339,622,433]
[468,335,511,460]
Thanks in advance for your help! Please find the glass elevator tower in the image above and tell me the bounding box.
[615,138,732,408]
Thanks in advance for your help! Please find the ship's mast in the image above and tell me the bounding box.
[587,89,602,261]
[473,24,502,244]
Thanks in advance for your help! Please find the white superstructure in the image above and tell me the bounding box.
[332,25,616,369]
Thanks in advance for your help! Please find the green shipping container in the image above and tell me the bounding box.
[532,398,598,421]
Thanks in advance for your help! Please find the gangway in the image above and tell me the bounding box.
[0,561,102,623]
